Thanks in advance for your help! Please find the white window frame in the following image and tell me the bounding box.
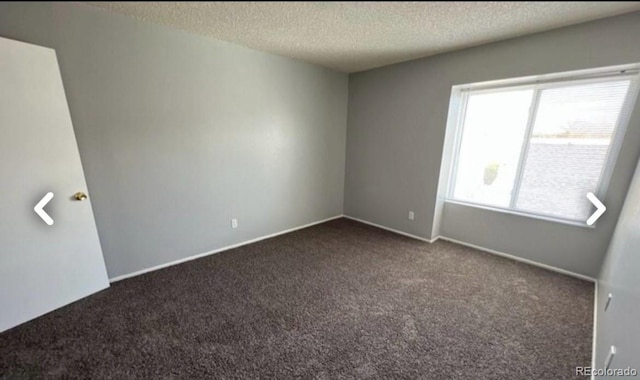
[444,65,640,227]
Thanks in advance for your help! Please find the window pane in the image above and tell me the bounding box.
[515,80,631,220]
[452,90,533,207]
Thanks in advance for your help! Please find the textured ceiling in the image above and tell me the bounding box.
[86,2,640,73]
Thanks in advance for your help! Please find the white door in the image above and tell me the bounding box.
[0,36,109,332]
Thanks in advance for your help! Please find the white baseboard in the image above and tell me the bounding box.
[591,281,598,380]
[441,232,599,372]
[109,212,599,370]
[343,215,437,243]
[332,215,596,283]
[437,235,596,282]
[109,215,344,283]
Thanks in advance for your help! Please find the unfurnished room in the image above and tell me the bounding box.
[1,2,640,379]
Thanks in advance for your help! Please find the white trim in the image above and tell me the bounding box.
[446,89,468,197]
[109,215,344,283]
[343,215,437,243]
[595,75,640,201]
[444,66,640,228]
[456,64,640,93]
[444,199,595,229]
[437,235,596,282]
[340,216,595,281]
[591,281,599,380]
[509,88,542,208]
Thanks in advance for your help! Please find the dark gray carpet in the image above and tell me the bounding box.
[1,218,593,379]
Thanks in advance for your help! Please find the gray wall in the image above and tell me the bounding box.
[0,2,348,279]
[345,12,640,277]
[595,158,640,376]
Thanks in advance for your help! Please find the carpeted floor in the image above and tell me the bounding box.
[1,218,593,379]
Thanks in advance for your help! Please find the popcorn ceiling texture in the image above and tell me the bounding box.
[86,2,640,72]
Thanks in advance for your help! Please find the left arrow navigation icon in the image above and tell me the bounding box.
[34,192,54,225]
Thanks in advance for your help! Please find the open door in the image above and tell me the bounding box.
[0,36,109,332]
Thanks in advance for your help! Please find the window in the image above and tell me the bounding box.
[448,69,639,224]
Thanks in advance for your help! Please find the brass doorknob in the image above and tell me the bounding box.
[74,192,88,201]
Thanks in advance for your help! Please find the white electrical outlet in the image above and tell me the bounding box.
[408,211,415,221]
[231,219,238,229]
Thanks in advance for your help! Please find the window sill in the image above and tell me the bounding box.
[443,199,596,229]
